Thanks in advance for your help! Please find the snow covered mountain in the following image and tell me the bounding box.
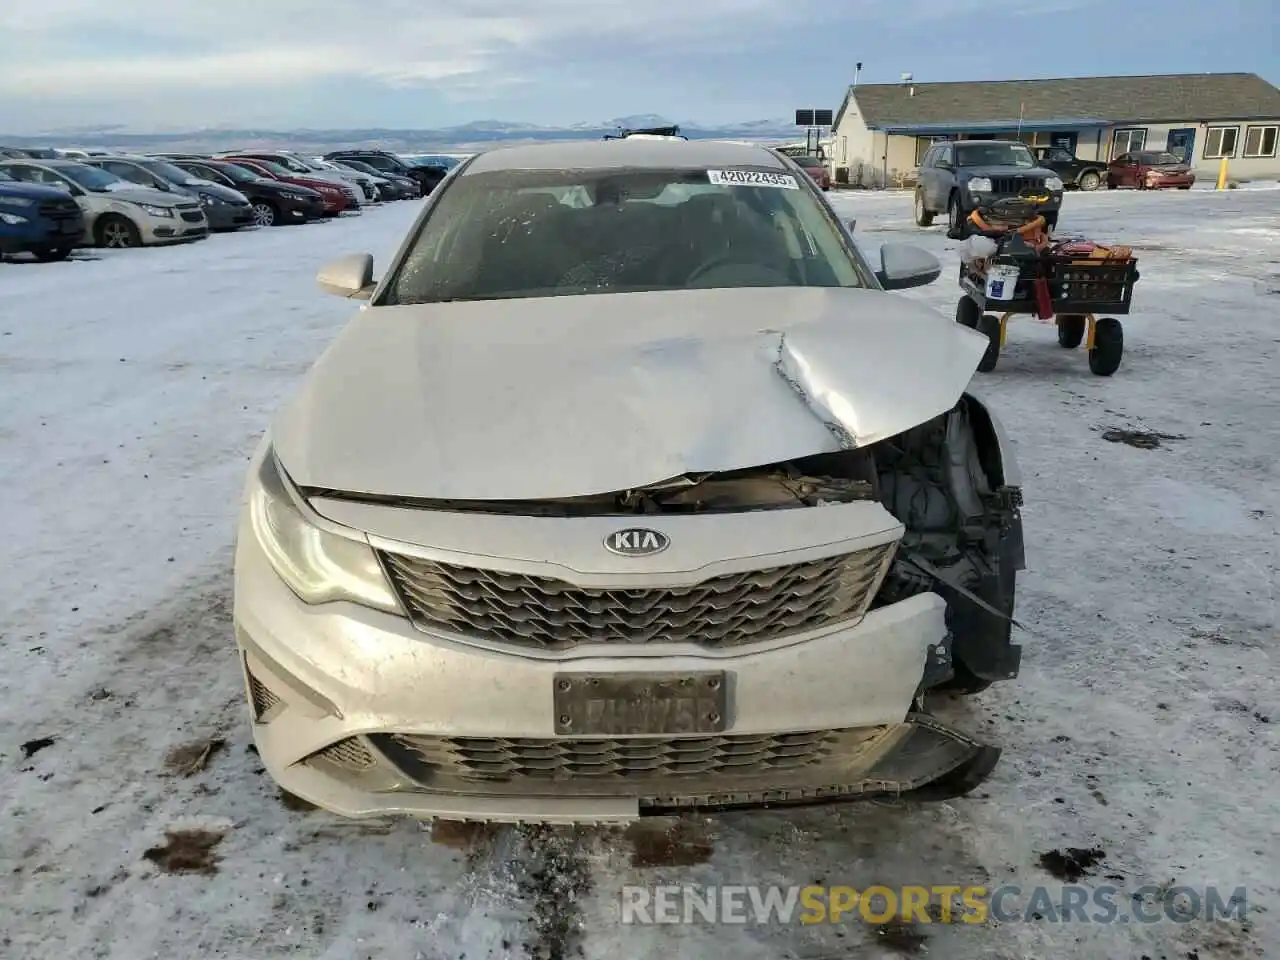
[1,117,800,153]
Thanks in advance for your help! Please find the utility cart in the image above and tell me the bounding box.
[954,202,1140,376]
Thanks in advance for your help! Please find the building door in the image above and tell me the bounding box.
[1050,131,1079,154]
[1167,128,1196,164]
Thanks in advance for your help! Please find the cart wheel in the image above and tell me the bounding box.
[1057,314,1086,348]
[1088,317,1124,376]
[956,296,980,328]
[976,314,1001,372]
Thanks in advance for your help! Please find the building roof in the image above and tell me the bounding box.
[465,138,787,173]
[836,72,1280,132]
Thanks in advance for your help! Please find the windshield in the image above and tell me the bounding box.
[60,163,128,191]
[1139,152,1183,165]
[955,143,1036,168]
[239,159,290,177]
[209,162,261,184]
[383,167,868,305]
[266,155,313,173]
[0,169,13,182]
[140,159,200,184]
[341,160,381,176]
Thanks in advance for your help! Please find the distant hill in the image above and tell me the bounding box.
[1,116,803,154]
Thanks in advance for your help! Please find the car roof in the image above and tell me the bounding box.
[463,138,788,175]
[0,157,85,168]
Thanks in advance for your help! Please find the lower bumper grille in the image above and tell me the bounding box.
[380,542,896,651]
[370,726,896,799]
[180,210,204,223]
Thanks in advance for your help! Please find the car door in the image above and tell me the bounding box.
[1110,154,1135,186]
[929,144,955,210]
[1044,147,1078,179]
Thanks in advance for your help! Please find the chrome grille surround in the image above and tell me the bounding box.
[379,541,897,651]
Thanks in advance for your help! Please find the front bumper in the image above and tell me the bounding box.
[141,209,208,244]
[233,501,989,823]
[205,201,254,230]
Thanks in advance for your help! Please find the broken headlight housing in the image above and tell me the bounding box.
[249,448,402,614]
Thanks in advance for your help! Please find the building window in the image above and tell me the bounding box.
[1243,125,1278,158]
[1110,128,1146,159]
[1017,131,1053,147]
[1204,126,1239,159]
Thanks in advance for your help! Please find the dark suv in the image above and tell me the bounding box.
[323,150,448,194]
[1031,146,1106,192]
[914,140,1064,236]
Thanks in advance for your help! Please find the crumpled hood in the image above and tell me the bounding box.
[272,286,989,501]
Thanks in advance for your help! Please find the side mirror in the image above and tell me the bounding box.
[877,243,941,291]
[317,252,376,300]
[153,179,172,192]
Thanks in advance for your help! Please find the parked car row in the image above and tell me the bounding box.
[0,147,440,261]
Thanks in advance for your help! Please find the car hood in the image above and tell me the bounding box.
[272,286,990,502]
[97,183,183,205]
[0,180,74,201]
[1151,164,1192,173]
[191,182,247,203]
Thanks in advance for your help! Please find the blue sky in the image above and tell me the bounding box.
[1,0,1276,134]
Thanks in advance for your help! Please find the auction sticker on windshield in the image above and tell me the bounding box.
[707,170,800,189]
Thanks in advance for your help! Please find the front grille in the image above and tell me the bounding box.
[180,210,204,223]
[990,176,1047,195]
[309,737,377,771]
[247,673,281,718]
[380,542,896,651]
[38,200,81,221]
[388,730,838,780]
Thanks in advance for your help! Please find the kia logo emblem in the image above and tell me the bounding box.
[604,528,670,557]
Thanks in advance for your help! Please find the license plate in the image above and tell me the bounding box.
[553,672,728,736]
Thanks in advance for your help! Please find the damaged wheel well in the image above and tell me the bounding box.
[869,394,1023,692]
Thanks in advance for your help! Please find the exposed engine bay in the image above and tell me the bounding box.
[305,396,1023,694]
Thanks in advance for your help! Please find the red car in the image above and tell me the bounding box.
[792,154,831,191]
[1106,151,1195,190]
[220,156,354,214]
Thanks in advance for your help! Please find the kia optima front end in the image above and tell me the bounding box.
[234,139,1024,823]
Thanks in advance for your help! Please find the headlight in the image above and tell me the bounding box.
[281,192,307,202]
[0,195,34,208]
[200,193,221,206]
[248,448,402,614]
[968,177,993,192]
[1044,176,1064,191]
[138,203,173,218]
[0,211,29,225]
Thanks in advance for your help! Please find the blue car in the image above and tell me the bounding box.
[0,168,86,262]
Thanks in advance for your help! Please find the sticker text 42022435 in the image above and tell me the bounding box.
[707,169,800,189]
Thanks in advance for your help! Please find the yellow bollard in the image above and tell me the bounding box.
[1217,156,1229,190]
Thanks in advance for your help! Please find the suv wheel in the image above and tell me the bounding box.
[913,189,934,227]
[947,193,968,238]
[1077,170,1101,191]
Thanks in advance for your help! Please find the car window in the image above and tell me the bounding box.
[1137,152,1181,165]
[1048,149,1074,162]
[939,145,954,166]
[140,159,198,183]
[184,163,233,187]
[382,167,871,305]
[102,160,149,184]
[360,156,394,171]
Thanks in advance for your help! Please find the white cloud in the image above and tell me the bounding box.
[0,0,818,101]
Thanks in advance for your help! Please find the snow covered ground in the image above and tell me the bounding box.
[2,188,1277,960]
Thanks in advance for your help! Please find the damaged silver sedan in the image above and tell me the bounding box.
[234,138,1025,823]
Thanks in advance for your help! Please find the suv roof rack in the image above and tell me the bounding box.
[603,124,686,141]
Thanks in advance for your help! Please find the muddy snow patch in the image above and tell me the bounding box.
[140,816,233,876]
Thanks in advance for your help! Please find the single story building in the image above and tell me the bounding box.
[830,72,1280,187]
